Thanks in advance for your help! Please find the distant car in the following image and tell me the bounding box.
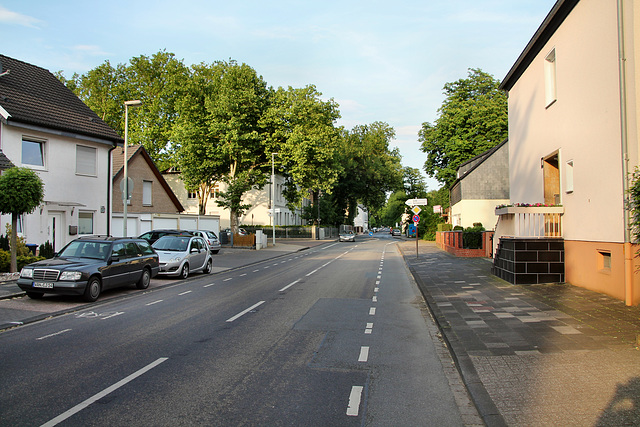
[138,229,193,244]
[392,228,402,236]
[339,230,356,242]
[187,230,221,254]
[17,236,159,302]
[152,234,213,279]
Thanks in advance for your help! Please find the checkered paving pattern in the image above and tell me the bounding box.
[404,247,640,356]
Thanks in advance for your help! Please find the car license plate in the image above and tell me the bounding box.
[33,282,54,289]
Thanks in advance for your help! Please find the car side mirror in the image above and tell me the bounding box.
[191,248,199,253]
[109,255,119,264]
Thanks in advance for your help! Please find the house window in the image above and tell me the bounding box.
[598,250,612,272]
[78,211,94,234]
[545,49,557,107]
[142,180,152,206]
[188,191,197,199]
[565,160,574,193]
[76,145,97,176]
[22,138,45,168]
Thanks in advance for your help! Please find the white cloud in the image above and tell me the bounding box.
[0,6,41,28]
[71,45,109,57]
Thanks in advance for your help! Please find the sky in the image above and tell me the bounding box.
[1,0,557,191]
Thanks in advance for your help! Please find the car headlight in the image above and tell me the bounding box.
[60,271,82,281]
[171,257,183,263]
[20,268,33,279]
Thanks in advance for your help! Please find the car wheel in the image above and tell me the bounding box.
[83,277,101,302]
[203,258,213,274]
[136,268,151,289]
[26,291,44,299]
[180,264,190,280]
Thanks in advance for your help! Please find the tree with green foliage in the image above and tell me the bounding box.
[261,85,342,211]
[403,167,429,198]
[0,167,44,272]
[173,60,271,231]
[333,122,404,225]
[419,68,507,188]
[62,50,189,170]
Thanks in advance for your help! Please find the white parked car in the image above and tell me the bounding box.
[152,234,213,279]
[187,230,221,254]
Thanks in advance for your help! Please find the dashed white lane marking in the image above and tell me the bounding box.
[279,279,300,292]
[102,312,124,320]
[374,287,379,292]
[306,268,319,277]
[240,273,247,277]
[358,346,369,362]
[223,278,233,282]
[37,329,72,341]
[204,283,215,288]
[226,301,265,322]
[41,357,168,427]
[347,386,364,416]
[372,295,377,302]
[146,300,163,306]
[179,291,192,296]
[253,269,260,273]
[369,307,376,315]
[365,322,373,334]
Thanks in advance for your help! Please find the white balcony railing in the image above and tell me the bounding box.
[494,206,564,238]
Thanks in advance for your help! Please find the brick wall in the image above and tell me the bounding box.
[435,231,494,257]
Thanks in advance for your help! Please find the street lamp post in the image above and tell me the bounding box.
[271,152,278,247]
[123,100,142,237]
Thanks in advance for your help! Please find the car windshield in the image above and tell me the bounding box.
[152,236,190,252]
[58,241,111,260]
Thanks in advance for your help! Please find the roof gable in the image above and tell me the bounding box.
[500,0,579,91]
[113,145,184,212]
[0,54,122,144]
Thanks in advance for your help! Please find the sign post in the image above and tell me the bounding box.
[405,198,427,259]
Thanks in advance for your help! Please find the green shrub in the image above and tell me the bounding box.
[0,249,8,272]
[462,224,486,249]
[437,223,452,232]
[0,234,8,251]
[17,255,44,271]
[39,241,55,259]
[453,225,464,231]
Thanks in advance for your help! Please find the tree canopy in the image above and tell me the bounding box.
[0,167,44,272]
[419,68,507,188]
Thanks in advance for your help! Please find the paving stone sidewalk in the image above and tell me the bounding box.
[400,241,640,427]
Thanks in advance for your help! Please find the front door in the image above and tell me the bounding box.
[48,213,63,252]
[543,153,560,205]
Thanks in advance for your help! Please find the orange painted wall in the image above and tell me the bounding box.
[565,240,640,305]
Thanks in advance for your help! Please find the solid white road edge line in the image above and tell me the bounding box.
[37,329,72,341]
[41,357,168,427]
[226,301,266,322]
[346,386,364,416]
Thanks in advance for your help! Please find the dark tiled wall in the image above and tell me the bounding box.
[492,238,564,284]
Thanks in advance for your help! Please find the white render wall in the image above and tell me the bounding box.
[0,124,112,250]
[507,0,634,243]
[451,199,509,230]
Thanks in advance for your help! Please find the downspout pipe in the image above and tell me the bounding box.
[617,0,634,305]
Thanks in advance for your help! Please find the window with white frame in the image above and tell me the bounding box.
[143,180,153,206]
[76,145,97,176]
[565,160,574,193]
[78,211,94,234]
[545,49,557,107]
[22,138,46,168]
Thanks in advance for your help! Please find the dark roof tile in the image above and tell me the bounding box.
[0,54,122,144]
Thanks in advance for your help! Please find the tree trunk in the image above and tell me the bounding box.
[10,213,17,273]
[229,209,238,234]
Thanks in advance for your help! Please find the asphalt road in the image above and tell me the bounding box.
[0,237,468,426]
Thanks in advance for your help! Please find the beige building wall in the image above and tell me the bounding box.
[450,199,508,230]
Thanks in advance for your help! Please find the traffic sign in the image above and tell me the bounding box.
[411,206,421,215]
[412,214,420,223]
[405,198,428,206]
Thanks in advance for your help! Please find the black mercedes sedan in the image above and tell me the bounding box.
[17,236,159,302]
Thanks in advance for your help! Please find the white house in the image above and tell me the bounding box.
[0,55,122,251]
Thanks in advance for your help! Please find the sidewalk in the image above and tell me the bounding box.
[399,240,640,427]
